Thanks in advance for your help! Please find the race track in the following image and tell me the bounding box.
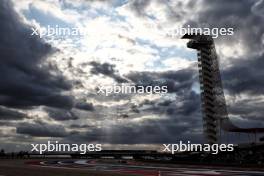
[24,159,264,176]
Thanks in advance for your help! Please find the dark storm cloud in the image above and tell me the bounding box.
[129,0,151,16]
[44,107,79,121]
[83,0,112,2]
[89,61,128,83]
[228,98,264,121]
[0,0,73,109]
[252,0,264,17]
[0,121,14,126]
[64,83,202,144]
[126,68,196,93]
[137,90,201,117]
[128,0,196,22]
[223,53,264,95]
[187,0,264,52]
[162,1,195,22]
[16,121,69,137]
[0,106,26,120]
[176,91,200,116]
[88,64,199,125]
[70,124,92,129]
[75,102,94,111]
[67,109,203,144]
[130,104,140,113]
[157,100,173,106]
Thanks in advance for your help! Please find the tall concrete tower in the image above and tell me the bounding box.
[182,34,228,144]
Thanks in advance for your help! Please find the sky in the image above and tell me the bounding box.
[0,0,264,152]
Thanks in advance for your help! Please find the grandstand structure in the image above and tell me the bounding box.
[182,34,264,144]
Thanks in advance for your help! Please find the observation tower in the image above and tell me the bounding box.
[182,34,264,144]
